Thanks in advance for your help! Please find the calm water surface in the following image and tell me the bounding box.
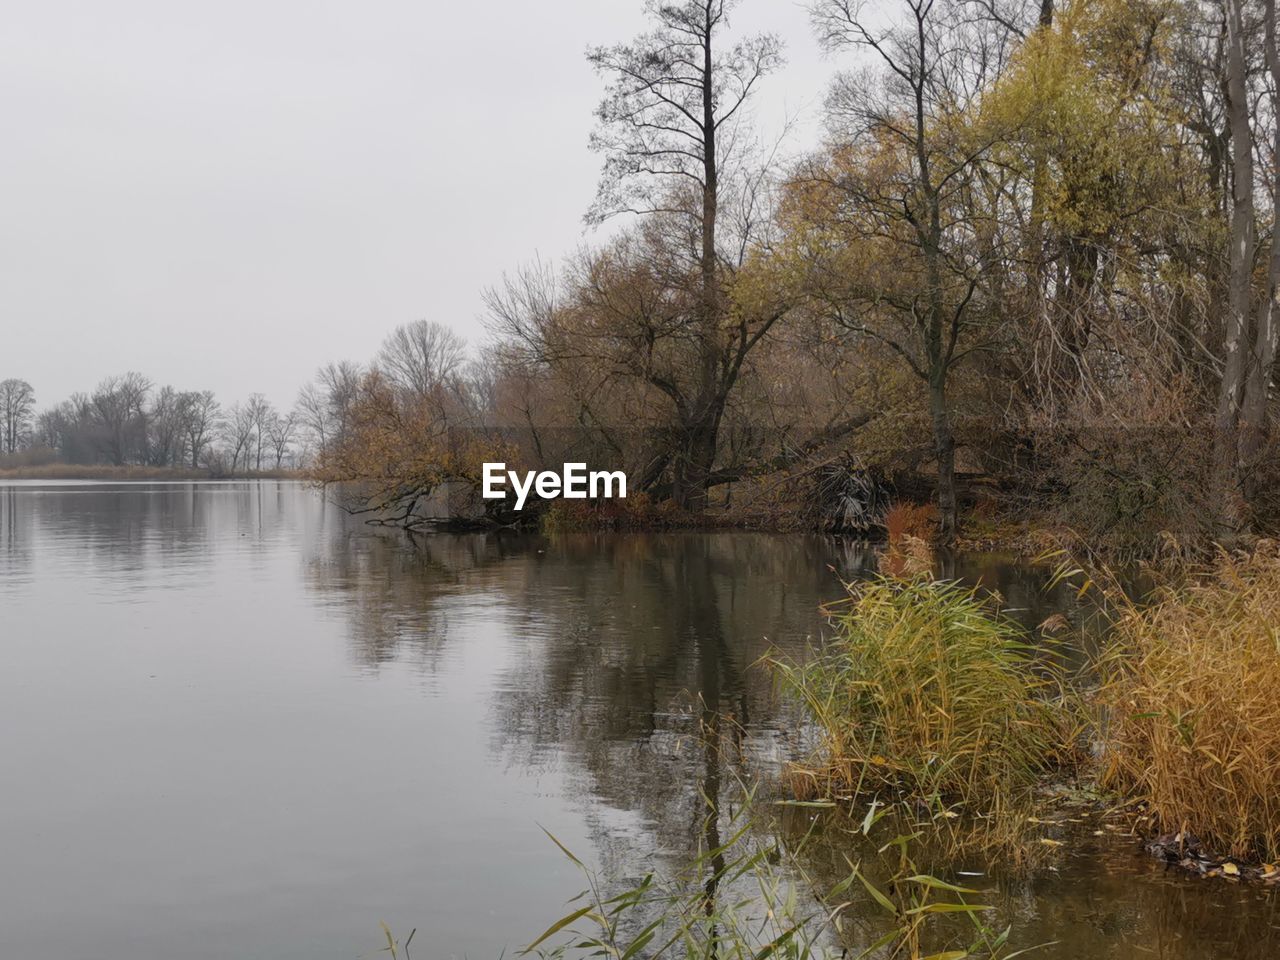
[1,481,1276,958]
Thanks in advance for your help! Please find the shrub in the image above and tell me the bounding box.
[1096,545,1280,861]
[540,491,692,532]
[883,501,939,545]
[773,579,1071,839]
[1027,421,1215,558]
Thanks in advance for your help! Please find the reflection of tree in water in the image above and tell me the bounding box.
[0,481,313,582]
[488,534,855,879]
[0,486,34,578]
[303,530,533,669]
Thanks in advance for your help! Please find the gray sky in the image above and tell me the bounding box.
[1,0,833,410]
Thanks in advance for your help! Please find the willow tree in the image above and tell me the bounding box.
[586,0,783,510]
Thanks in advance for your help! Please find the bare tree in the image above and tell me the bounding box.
[803,0,1014,542]
[147,386,187,466]
[1240,0,1280,495]
[91,372,151,465]
[316,361,361,447]
[377,320,466,402]
[1211,0,1256,531]
[0,379,36,453]
[243,393,272,471]
[181,390,221,469]
[225,401,258,472]
[296,383,332,455]
[266,410,298,469]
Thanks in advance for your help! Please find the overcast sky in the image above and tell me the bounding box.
[1,1,835,410]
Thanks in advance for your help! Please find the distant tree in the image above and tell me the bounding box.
[295,383,332,455]
[244,394,272,471]
[147,386,187,466]
[0,379,36,453]
[316,361,361,447]
[180,390,221,468]
[266,409,298,469]
[225,401,258,472]
[34,407,62,451]
[91,372,151,465]
[377,320,466,403]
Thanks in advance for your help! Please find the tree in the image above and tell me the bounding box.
[225,400,258,472]
[147,386,187,467]
[181,390,221,469]
[244,393,272,471]
[266,409,297,469]
[1211,0,1257,530]
[91,372,150,465]
[377,320,466,403]
[585,0,784,510]
[296,383,332,457]
[800,0,1012,542]
[0,379,35,453]
[316,361,361,448]
[1240,0,1280,497]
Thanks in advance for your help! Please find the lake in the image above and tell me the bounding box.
[2,481,1276,958]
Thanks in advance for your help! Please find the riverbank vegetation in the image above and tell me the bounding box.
[773,544,1280,877]
[0,463,302,481]
[1095,544,1280,865]
[0,374,309,474]
[525,794,1034,960]
[299,0,1280,554]
[772,578,1079,859]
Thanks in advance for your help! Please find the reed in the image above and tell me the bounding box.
[523,797,1030,960]
[772,578,1074,855]
[1094,544,1280,862]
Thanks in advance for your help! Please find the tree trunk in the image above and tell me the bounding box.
[673,418,720,513]
[929,372,958,545]
[672,3,722,514]
[1241,0,1280,492]
[1214,0,1255,534]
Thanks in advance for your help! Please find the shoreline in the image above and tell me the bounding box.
[0,465,305,481]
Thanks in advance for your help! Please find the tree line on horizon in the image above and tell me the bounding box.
[0,374,304,473]
[0,321,485,474]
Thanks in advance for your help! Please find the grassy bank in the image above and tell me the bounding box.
[0,464,304,481]
[774,547,1280,877]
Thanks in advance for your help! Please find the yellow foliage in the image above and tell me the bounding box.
[984,0,1199,239]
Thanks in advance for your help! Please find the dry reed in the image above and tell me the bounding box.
[1095,544,1280,861]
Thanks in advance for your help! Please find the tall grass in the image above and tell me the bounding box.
[1095,545,1280,861]
[772,578,1074,856]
